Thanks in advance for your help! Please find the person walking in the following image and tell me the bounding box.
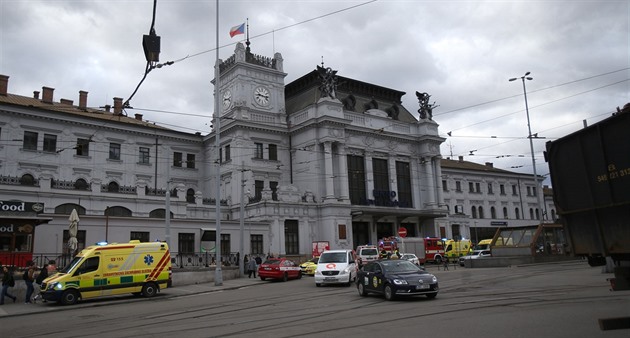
[23,261,35,304]
[1,266,17,305]
[247,256,257,278]
[32,263,49,303]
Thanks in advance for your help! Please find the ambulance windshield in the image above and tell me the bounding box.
[60,257,83,274]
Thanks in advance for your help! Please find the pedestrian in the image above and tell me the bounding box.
[1,266,17,305]
[23,260,35,304]
[247,256,257,278]
[443,258,449,271]
[32,263,49,303]
[255,255,262,265]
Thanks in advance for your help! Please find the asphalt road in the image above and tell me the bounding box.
[1,261,628,338]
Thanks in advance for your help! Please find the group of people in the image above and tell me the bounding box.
[1,260,57,305]
[243,255,262,278]
[379,248,401,260]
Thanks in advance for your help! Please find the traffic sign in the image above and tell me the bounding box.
[398,227,407,238]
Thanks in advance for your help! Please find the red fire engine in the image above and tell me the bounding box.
[424,237,445,264]
[378,237,399,257]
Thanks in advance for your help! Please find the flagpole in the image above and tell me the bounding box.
[214,0,223,286]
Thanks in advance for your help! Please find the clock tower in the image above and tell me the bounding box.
[217,41,287,120]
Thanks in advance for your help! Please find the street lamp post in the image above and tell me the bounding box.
[213,0,222,286]
[509,72,545,223]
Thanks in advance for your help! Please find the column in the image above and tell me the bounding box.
[434,156,444,206]
[425,158,437,207]
[365,152,374,200]
[337,145,349,201]
[323,142,335,200]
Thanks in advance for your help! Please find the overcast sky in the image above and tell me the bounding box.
[1,0,628,183]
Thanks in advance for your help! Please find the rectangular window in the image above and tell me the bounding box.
[512,184,518,195]
[270,181,278,201]
[396,161,412,208]
[469,182,474,193]
[487,183,493,194]
[500,184,506,195]
[178,233,195,253]
[43,134,57,153]
[372,158,389,206]
[139,147,150,164]
[527,186,532,196]
[254,180,264,201]
[532,187,537,197]
[347,155,366,205]
[250,234,263,255]
[187,154,196,169]
[23,131,38,150]
[225,145,231,162]
[221,234,230,256]
[76,138,90,156]
[109,143,121,160]
[254,143,264,159]
[130,231,150,242]
[456,181,462,192]
[174,152,183,167]
[268,144,278,161]
[476,182,481,193]
[338,224,347,240]
[442,179,448,192]
[284,220,299,255]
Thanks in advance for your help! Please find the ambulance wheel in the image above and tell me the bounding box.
[142,282,158,298]
[358,283,368,297]
[282,273,288,282]
[384,284,395,301]
[61,289,79,305]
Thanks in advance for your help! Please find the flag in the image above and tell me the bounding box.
[229,23,245,38]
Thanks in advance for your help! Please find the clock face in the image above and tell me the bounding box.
[254,86,270,106]
[222,90,232,108]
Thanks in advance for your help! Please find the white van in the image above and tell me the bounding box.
[314,249,357,287]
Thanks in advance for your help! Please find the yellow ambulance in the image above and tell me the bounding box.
[41,240,171,305]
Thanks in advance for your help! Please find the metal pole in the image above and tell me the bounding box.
[520,77,545,222]
[239,162,247,277]
[214,0,222,286]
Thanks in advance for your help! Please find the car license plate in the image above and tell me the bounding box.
[416,284,429,290]
[324,277,336,281]
[264,267,271,270]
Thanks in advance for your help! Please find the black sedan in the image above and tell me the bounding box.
[356,260,438,300]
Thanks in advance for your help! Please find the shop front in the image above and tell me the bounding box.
[0,200,50,267]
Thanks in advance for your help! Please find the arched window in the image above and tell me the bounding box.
[535,208,540,220]
[471,206,477,219]
[479,206,485,219]
[20,174,36,186]
[105,206,132,217]
[55,203,86,215]
[74,178,89,190]
[515,208,520,220]
[186,188,195,203]
[490,206,496,219]
[107,181,119,193]
[529,208,534,220]
[149,209,174,219]
[171,188,178,197]
[503,207,508,219]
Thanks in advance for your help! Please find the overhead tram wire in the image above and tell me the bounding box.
[434,67,629,118]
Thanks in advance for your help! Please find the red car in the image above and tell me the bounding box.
[258,258,302,282]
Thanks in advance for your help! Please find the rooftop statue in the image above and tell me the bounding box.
[416,91,439,120]
[317,65,338,100]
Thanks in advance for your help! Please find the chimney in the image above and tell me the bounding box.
[134,113,143,121]
[33,91,40,99]
[42,86,54,103]
[60,98,74,105]
[79,91,88,110]
[0,75,8,96]
[485,162,494,168]
[113,97,123,115]
[458,156,464,162]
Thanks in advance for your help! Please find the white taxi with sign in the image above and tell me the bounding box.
[314,250,358,287]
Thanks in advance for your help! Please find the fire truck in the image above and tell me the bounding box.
[424,237,445,264]
[378,237,399,258]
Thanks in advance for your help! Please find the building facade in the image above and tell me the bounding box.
[0,41,553,266]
